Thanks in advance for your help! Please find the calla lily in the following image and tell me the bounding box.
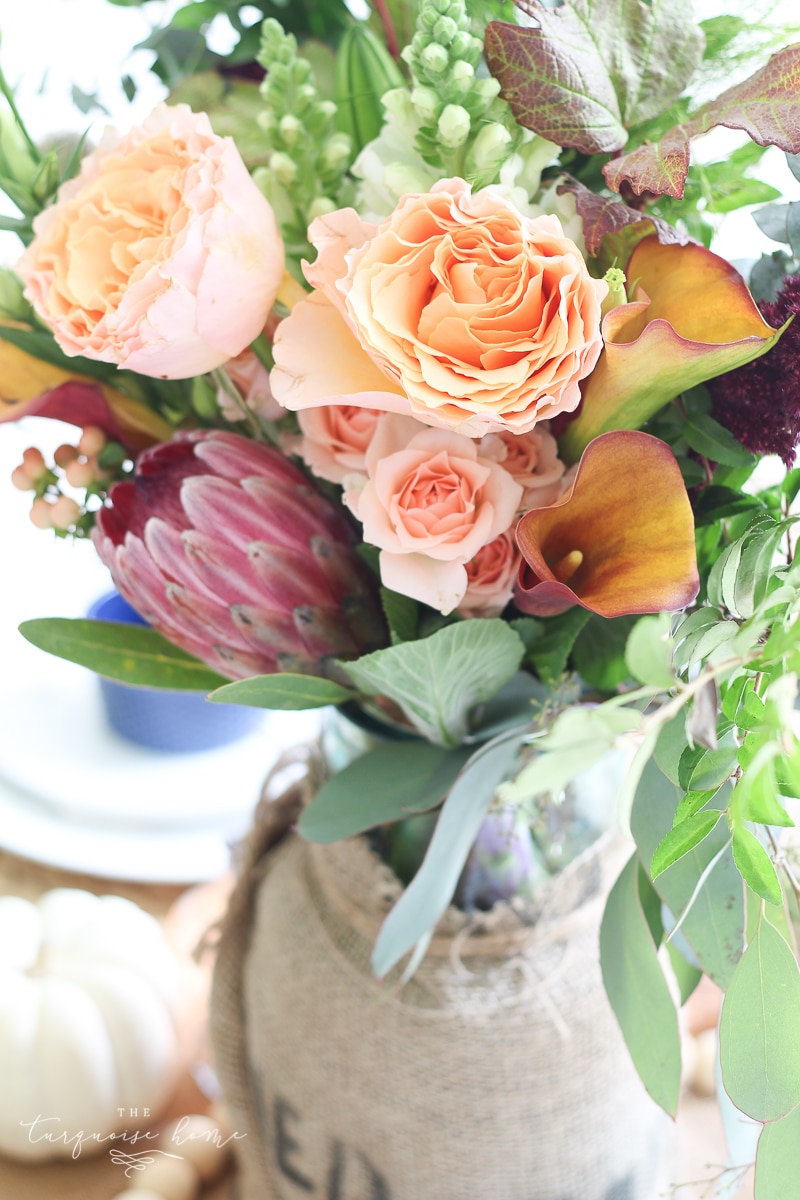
[0,332,173,451]
[514,430,699,618]
[559,238,787,462]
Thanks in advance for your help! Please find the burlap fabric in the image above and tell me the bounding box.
[210,750,668,1200]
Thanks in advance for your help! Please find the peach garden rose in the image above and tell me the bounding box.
[17,105,285,380]
[342,414,523,614]
[271,177,608,437]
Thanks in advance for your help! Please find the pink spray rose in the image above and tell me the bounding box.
[271,178,607,437]
[343,414,523,614]
[456,530,522,620]
[18,105,285,380]
[479,425,566,511]
[296,405,384,484]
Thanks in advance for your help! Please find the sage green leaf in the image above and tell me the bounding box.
[731,826,783,907]
[341,620,525,748]
[719,919,800,1122]
[298,742,473,843]
[625,613,675,688]
[19,617,227,691]
[485,0,702,154]
[653,711,690,785]
[209,673,354,710]
[372,726,527,978]
[631,760,744,987]
[513,608,589,685]
[651,811,723,879]
[666,943,702,1006]
[380,587,418,644]
[600,855,682,1116]
[755,1105,800,1199]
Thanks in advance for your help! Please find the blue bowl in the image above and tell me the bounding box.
[87,590,265,754]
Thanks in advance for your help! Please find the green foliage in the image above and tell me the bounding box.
[600,855,682,1116]
[340,619,525,747]
[19,618,228,691]
[298,741,472,842]
[209,673,355,709]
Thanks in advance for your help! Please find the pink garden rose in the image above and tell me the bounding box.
[456,530,522,619]
[342,414,522,613]
[18,105,285,380]
[296,405,384,484]
[480,425,566,511]
[271,178,607,437]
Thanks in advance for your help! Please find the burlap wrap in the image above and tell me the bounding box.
[210,749,668,1200]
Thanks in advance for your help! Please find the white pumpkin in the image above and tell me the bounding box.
[0,888,183,1160]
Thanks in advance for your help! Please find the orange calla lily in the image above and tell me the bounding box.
[559,238,788,462]
[0,332,173,451]
[515,430,699,618]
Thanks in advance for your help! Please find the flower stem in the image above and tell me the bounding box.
[372,0,400,61]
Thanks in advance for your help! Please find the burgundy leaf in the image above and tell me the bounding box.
[557,180,691,257]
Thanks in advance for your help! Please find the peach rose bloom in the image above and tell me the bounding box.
[456,530,522,619]
[271,178,607,437]
[343,414,523,614]
[18,105,285,380]
[480,425,566,511]
[297,405,384,484]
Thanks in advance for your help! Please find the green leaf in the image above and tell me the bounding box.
[631,760,744,988]
[515,607,590,685]
[666,943,702,1006]
[679,732,738,791]
[719,918,800,1122]
[681,411,757,467]
[298,742,473,843]
[572,614,636,691]
[731,826,783,907]
[381,587,418,644]
[485,0,702,154]
[600,855,682,1116]
[209,673,355,710]
[625,613,676,688]
[0,322,118,382]
[372,726,527,978]
[341,620,525,748]
[19,618,227,691]
[755,1105,800,1199]
[653,711,689,785]
[651,810,723,879]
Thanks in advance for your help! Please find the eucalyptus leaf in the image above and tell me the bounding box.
[651,811,723,879]
[371,726,528,978]
[719,918,800,1122]
[731,826,783,907]
[19,618,227,691]
[625,613,675,688]
[341,620,525,748]
[514,608,590,685]
[755,1105,800,1199]
[631,761,744,987]
[600,855,682,1116]
[298,742,473,843]
[209,673,355,710]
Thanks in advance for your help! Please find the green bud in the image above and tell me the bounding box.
[601,267,628,316]
[467,122,512,174]
[321,133,352,174]
[279,115,303,146]
[449,60,474,92]
[31,149,59,204]
[410,86,440,122]
[294,84,318,113]
[474,77,502,105]
[0,267,29,320]
[420,43,449,75]
[0,111,37,186]
[308,196,338,222]
[269,151,298,185]
[334,23,405,155]
[437,103,470,148]
[450,30,479,62]
[433,16,458,45]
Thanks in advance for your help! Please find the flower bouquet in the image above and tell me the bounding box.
[3,0,800,1194]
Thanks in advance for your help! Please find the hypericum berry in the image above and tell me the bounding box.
[49,495,81,530]
[77,425,107,458]
[29,496,54,529]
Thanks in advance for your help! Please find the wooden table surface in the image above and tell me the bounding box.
[0,847,753,1200]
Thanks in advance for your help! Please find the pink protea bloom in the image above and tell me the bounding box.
[92,429,388,681]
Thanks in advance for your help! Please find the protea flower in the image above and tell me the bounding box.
[92,429,388,681]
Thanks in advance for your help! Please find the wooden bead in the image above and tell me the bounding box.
[135,1154,200,1200]
[160,1113,233,1183]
